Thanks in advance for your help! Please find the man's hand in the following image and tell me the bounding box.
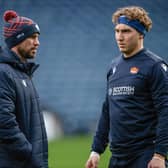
[85,152,100,168]
[148,153,166,168]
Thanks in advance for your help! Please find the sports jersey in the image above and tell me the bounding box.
[92,48,168,158]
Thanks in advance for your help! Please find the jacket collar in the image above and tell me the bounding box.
[0,46,39,76]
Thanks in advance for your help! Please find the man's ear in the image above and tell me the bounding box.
[139,33,144,39]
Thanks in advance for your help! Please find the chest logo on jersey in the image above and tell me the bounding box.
[108,86,135,96]
[130,66,139,74]
[22,80,27,87]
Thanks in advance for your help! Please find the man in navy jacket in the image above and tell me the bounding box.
[85,6,168,168]
[0,10,48,167]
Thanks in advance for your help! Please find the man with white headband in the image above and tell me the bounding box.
[85,6,168,168]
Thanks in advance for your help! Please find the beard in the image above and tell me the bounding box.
[18,47,36,60]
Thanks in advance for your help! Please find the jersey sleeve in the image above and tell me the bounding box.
[91,66,114,154]
[149,61,168,157]
[91,93,110,154]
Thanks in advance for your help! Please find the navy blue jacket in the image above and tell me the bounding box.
[92,49,168,158]
[0,47,48,168]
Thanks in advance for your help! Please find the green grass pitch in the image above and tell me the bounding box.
[48,135,111,168]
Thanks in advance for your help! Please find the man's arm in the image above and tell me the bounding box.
[148,61,168,168]
[85,96,110,168]
[91,98,110,154]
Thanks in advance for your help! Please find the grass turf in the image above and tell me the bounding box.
[49,135,111,168]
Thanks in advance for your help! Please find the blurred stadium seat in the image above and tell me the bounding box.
[0,0,167,135]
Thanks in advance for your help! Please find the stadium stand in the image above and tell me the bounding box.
[0,0,167,134]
